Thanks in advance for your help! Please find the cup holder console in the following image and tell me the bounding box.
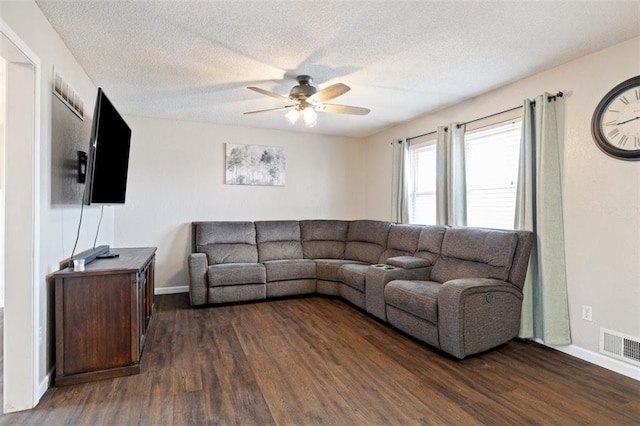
[373,264,395,270]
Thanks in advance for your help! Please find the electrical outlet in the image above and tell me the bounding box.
[582,305,593,321]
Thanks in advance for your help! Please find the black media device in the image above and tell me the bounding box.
[97,252,120,259]
[84,88,132,205]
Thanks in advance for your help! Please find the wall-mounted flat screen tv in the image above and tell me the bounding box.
[84,88,132,205]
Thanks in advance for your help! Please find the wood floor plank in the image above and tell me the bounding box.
[233,303,367,424]
[196,319,275,424]
[140,373,175,425]
[1,294,638,425]
[172,300,204,394]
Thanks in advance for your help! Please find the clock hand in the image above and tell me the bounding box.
[616,116,640,125]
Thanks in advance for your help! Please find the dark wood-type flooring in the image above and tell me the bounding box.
[1,294,638,425]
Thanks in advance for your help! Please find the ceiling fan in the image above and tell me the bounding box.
[244,75,370,128]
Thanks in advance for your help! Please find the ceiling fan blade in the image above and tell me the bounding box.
[315,103,370,115]
[308,83,350,103]
[247,86,291,101]
[243,105,296,115]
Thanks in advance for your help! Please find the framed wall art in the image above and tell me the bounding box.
[225,143,285,186]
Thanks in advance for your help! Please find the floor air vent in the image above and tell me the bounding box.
[600,328,640,366]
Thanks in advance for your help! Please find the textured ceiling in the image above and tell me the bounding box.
[36,1,640,138]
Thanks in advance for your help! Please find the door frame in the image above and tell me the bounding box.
[0,19,41,412]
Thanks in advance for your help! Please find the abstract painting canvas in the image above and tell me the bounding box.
[225,143,286,186]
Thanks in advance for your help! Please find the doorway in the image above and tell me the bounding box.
[1,22,40,413]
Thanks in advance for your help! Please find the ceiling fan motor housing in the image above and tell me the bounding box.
[289,75,317,100]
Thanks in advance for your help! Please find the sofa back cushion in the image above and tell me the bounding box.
[381,224,423,260]
[507,230,534,290]
[300,220,349,259]
[414,225,447,264]
[345,220,392,264]
[193,221,258,264]
[431,227,518,283]
[255,221,303,262]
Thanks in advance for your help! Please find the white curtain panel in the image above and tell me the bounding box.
[515,94,571,345]
[436,124,467,226]
[391,138,409,223]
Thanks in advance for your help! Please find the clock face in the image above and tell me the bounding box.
[592,76,640,160]
[600,87,640,150]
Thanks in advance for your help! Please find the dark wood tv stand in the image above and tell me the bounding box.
[54,247,156,386]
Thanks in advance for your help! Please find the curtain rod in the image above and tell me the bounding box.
[404,91,563,142]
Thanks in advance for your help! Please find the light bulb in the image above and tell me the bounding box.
[303,107,317,128]
[285,108,300,124]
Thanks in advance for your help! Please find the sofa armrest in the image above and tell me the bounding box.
[386,256,432,269]
[365,264,432,320]
[188,253,209,306]
[437,278,523,359]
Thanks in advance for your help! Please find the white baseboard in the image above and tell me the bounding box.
[154,285,189,295]
[535,339,640,381]
[37,367,54,401]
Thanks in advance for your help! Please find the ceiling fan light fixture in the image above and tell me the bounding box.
[303,106,317,128]
[285,108,300,124]
[246,75,369,127]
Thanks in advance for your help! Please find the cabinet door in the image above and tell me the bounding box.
[137,271,146,355]
[61,274,133,375]
[144,259,154,328]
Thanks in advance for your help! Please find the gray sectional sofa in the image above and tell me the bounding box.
[188,219,533,359]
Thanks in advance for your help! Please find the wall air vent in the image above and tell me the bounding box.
[600,328,640,366]
[53,67,84,120]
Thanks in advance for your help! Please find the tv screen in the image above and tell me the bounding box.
[84,88,132,205]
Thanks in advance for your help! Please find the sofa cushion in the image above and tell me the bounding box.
[208,284,265,304]
[337,263,370,292]
[195,221,258,264]
[431,227,518,283]
[300,220,349,259]
[207,263,266,287]
[385,280,441,324]
[263,259,316,282]
[255,221,303,262]
[201,244,259,265]
[345,220,392,264]
[414,225,447,264]
[195,221,256,246]
[381,224,423,260]
[315,259,363,281]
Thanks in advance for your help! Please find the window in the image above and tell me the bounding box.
[407,119,521,229]
[408,141,436,224]
[464,120,522,229]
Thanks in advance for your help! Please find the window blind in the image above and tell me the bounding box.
[409,142,436,225]
[465,121,522,229]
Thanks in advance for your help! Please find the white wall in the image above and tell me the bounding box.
[114,115,365,290]
[364,37,640,369]
[1,1,109,395]
[0,56,5,307]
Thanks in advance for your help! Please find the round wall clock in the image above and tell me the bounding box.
[591,75,640,161]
